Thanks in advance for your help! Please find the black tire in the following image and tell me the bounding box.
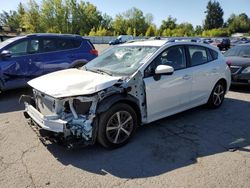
[73,62,86,69]
[207,81,226,108]
[97,103,138,149]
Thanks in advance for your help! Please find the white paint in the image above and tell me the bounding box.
[28,68,121,98]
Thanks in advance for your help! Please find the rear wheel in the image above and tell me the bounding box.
[207,81,226,108]
[97,103,138,149]
[73,62,86,69]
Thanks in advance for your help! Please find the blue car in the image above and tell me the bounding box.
[0,33,98,92]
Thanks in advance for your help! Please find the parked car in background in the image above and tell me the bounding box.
[230,37,250,47]
[211,38,231,51]
[21,40,231,149]
[0,33,98,92]
[109,35,133,45]
[224,44,250,85]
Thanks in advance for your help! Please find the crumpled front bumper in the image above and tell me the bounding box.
[24,102,67,133]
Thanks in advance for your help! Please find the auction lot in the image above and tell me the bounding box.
[0,44,250,188]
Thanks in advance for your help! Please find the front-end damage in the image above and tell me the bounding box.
[21,71,146,148]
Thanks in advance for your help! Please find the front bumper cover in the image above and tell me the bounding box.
[25,103,67,133]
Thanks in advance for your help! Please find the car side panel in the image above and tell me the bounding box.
[144,69,192,123]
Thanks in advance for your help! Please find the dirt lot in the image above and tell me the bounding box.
[0,44,250,188]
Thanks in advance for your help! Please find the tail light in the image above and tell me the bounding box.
[90,49,98,56]
[226,60,231,68]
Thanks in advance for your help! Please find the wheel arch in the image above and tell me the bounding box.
[69,59,88,68]
[216,78,228,92]
[96,94,142,124]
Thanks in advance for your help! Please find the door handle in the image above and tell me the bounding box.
[183,75,191,80]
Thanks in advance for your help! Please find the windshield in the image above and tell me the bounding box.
[85,46,158,76]
[0,36,23,49]
[224,45,250,57]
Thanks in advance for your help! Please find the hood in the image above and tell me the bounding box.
[225,56,250,66]
[28,69,121,98]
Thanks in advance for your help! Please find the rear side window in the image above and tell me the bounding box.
[42,38,57,52]
[210,49,218,60]
[57,38,81,50]
[188,45,209,66]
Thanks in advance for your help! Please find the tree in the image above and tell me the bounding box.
[226,13,250,33]
[195,25,203,36]
[100,13,113,30]
[113,14,127,35]
[145,25,157,36]
[23,0,42,33]
[113,7,150,36]
[126,27,132,35]
[17,2,25,31]
[0,11,19,31]
[159,16,177,34]
[204,0,224,30]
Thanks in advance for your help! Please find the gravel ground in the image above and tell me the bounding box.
[0,44,250,188]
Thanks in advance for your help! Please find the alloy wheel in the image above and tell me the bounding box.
[106,111,134,144]
[213,84,225,106]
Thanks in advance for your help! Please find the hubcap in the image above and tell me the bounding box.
[213,84,224,106]
[106,111,133,144]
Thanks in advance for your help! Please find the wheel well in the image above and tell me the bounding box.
[218,78,227,90]
[70,61,87,68]
[118,100,142,125]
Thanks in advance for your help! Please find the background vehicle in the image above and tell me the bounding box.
[230,37,250,47]
[0,33,98,92]
[109,35,133,45]
[22,40,231,149]
[224,44,250,85]
[211,38,231,51]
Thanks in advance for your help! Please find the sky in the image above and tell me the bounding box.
[1,0,250,27]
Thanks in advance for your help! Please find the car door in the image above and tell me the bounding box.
[143,45,192,123]
[0,39,30,89]
[41,37,71,75]
[25,38,44,80]
[186,45,219,105]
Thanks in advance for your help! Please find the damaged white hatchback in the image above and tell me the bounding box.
[21,40,231,148]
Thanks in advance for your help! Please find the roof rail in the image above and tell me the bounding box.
[26,33,81,38]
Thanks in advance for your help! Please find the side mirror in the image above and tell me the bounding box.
[155,65,174,75]
[1,50,11,58]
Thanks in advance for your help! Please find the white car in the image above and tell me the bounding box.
[21,40,231,148]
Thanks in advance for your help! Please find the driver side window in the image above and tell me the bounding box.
[7,40,28,57]
[144,45,186,77]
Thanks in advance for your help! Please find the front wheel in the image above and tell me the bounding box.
[97,103,138,149]
[207,81,226,108]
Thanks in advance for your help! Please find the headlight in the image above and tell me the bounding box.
[241,67,250,74]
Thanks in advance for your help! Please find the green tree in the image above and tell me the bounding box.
[227,13,250,33]
[17,2,25,31]
[126,27,132,35]
[195,25,203,36]
[113,7,149,36]
[145,24,157,36]
[100,13,113,30]
[0,11,19,31]
[204,0,224,30]
[113,14,126,35]
[21,0,42,33]
[159,16,177,34]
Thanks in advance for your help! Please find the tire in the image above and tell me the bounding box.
[97,103,138,149]
[207,81,226,108]
[73,62,86,69]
